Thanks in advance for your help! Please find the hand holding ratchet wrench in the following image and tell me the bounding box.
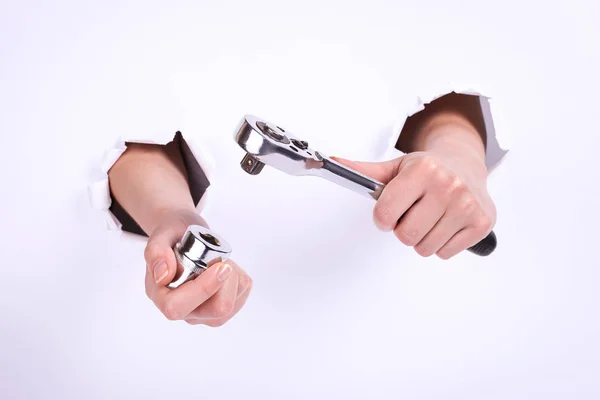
[234,115,497,258]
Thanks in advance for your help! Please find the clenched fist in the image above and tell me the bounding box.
[333,110,496,259]
[108,140,253,327]
[144,210,253,327]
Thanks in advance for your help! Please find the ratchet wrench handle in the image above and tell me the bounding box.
[321,155,497,257]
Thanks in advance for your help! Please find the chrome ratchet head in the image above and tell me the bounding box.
[234,115,323,176]
[234,114,385,200]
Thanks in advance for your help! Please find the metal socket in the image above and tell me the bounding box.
[167,225,232,289]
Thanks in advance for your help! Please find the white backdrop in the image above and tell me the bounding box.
[1,1,599,399]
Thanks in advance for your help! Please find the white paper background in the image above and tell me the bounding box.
[1,1,599,399]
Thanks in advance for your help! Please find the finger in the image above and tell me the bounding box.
[144,220,189,287]
[153,262,233,321]
[188,266,239,320]
[330,156,401,184]
[372,165,426,232]
[202,284,252,328]
[436,217,494,260]
[393,194,446,248]
[413,210,468,257]
[234,264,252,300]
[210,259,248,300]
[211,259,251,300]
[184,270,252,327]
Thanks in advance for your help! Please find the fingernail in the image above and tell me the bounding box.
[153,260,168,284]
[217,263,232,282]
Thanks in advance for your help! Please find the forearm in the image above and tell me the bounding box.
[108,141,203,235]
[405,109,488,182]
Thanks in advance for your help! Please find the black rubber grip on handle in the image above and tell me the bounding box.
[467,230,497,256]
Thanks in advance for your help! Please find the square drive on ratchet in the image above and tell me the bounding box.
[233,115,497,257]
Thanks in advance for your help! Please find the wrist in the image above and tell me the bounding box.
[418,111,487,176]
[426,136,486,167]
[418,110,484,152]
[148,207,207,237]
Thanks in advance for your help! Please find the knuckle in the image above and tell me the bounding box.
[394,225,419,246]
[206,319,227,328]
[436,250,452,260]
[419,156,440,174]
[243,277,254,295]
[373,203,395,230]
[475,216,494,233]
[414,244,434,257]
[459,194,478,215]
[446,176,467,193]
[433,170,454,190]
[163,299,182,321]
[144,241,163,263]
[238,272,252,292]
[213,300,235,319]
[194,284,211,302]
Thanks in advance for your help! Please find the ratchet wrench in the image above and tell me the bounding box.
[233,115,497,257]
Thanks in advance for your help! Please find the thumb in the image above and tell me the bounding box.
[330,156,401,184]
[144,222,185,287]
